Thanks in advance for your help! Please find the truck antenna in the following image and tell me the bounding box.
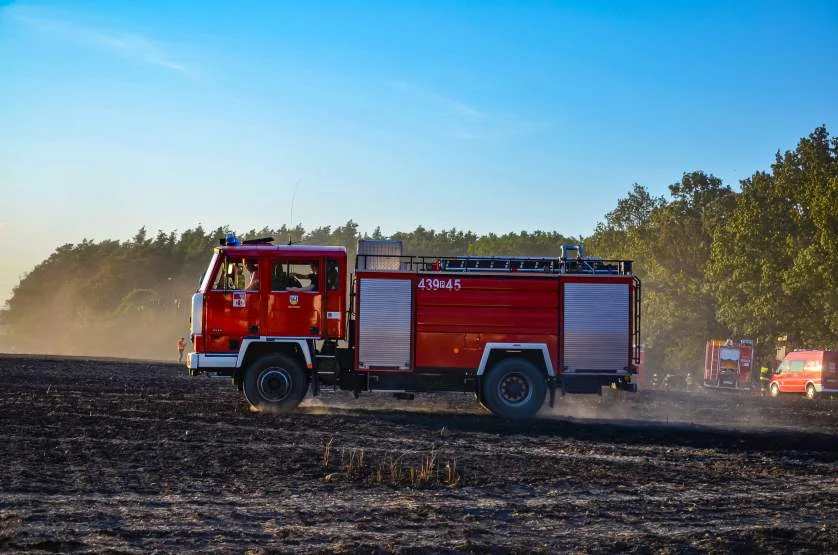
[288,178,302,245]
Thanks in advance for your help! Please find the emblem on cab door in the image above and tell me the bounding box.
[289,295,299,306]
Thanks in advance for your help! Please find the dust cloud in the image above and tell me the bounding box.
[0,287,190,363]
[539,387,837,433]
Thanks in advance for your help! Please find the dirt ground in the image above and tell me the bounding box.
[1,355,837,553]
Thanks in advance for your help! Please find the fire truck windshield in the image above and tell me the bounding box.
[198,253,219,292]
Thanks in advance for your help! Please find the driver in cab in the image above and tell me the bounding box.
[290,262,319,291]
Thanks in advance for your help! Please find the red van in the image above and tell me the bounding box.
[769,350,838,399]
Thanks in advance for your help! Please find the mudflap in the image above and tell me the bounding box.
[548,376,557,407]
[562,375,604,394]
[562,375,636,394]
[311,370,320,397]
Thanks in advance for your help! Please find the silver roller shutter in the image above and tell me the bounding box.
[358,278,412,369]
[563,282,629,373]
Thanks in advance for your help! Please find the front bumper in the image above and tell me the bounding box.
[186,352,237,376]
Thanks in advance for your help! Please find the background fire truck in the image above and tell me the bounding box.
[187,237,641,419]
[703,339,753,389]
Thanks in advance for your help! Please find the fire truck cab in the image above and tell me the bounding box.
[187,235,641,419]
[703,339,753,390]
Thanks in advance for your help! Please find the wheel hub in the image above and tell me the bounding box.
[498,373,532,405]
[258,367,292,402]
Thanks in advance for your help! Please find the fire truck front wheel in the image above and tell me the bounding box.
[482,357,547,420]
[242,354,308,412]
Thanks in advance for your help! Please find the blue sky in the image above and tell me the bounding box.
[1,0,837,304]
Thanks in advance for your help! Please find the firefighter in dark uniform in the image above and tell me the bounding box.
[759,365,771,396]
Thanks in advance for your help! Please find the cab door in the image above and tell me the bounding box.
[787,359,805,392]
[263,257,323,338]
[203,255,263,352]
[323,257,346,339]
[804,356,822,389]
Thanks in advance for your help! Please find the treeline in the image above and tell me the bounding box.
[0,220,578,358]
[1,126,836,371]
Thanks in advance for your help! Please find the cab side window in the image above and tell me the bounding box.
[212,257,240,290]
[271,259,320,291]
[326,259,340,291]
[804,360,821,372]
[271,259,290,291]
[789,360,805,374]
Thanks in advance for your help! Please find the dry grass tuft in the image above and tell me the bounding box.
[321,443,462,487]
[322,436,334,467]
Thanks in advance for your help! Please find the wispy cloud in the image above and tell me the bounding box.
[6,4,190,73]
[441,121,553,141]
[386,80,551,141]
[386,80,486,121]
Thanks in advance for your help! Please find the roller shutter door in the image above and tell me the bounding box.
[563,282,629,373]
[358,278,412,370]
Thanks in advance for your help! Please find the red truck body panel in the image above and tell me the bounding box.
[353,270,636,378]
[414,274,559,370]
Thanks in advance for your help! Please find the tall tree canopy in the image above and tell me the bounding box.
[708,126,838,352]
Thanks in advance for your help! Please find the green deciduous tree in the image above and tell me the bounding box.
[709,126,838,354]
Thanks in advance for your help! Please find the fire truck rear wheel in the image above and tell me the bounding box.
[243,353,308,412]
[482,357,546,420]
[806,383,817,400]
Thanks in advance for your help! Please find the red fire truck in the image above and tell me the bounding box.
[703,339,753,389]
[186,236,641,419]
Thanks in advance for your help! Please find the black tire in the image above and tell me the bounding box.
[769,382,780,399]
[481,357,546,420]
[806,383,817,400]
[242,353,308,412]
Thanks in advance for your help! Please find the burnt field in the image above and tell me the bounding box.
[1,355,837,553]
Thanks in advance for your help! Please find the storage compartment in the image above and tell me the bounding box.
[563,282,630,373]
[357,277,413,370]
